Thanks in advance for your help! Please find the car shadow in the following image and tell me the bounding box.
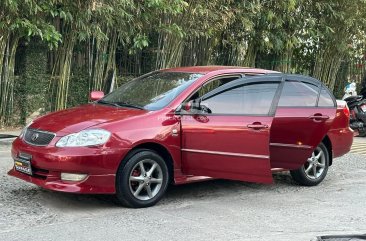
[163,172,296,201]
[38,190,119,209]
[21,172,297,210]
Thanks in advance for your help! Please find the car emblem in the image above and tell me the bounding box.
[31,133,39,141]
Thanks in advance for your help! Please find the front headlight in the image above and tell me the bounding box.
[56,129,111,147]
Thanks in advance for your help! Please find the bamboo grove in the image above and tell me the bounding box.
[1,0,366,126]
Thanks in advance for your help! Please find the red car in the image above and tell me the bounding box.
[9,66,353,208]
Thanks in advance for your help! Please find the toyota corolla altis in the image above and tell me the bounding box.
[9,66,353,208]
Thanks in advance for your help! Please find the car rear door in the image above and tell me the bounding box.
[270,75,337,169]
[180,76,282,184]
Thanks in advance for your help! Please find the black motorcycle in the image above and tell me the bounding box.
[344,95,366,137]
[361,85,366,99]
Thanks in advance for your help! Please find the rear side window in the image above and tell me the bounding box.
[318,86,335,107]
[278,81,319,107]
[201,82,279,115]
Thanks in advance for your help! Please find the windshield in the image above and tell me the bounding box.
[100,71,203,110]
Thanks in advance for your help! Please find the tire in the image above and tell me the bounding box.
[290,143,329,186]
[358,129,366,137]
[115,149,169,208]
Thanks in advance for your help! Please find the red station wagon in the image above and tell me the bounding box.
[9,66,353,208]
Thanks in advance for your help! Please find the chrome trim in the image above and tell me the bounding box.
[181,148,269,159]
[270,143,312,149]
[271,168,286,172]
[28,128,55,135]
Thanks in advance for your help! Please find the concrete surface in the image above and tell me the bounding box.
[351,137,366,155]
[0,139,365,241]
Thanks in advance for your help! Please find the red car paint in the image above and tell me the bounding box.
[8,66,353,194]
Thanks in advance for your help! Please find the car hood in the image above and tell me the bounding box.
[30,104,148,135]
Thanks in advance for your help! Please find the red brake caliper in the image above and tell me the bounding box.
[131,169,141,188]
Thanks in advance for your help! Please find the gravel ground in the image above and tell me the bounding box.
[0,140,365,241]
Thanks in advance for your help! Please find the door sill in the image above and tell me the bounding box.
[174,175,214,185]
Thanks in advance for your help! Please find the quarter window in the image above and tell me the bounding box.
[278,81,319,107]
[201,82,279,115]
[318,86,335,107]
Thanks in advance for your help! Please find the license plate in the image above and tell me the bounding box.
[14,153,32,175]
[361,104,366,112]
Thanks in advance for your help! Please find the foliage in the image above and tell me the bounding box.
[18,39,49,125]
[0,0,61,47]
[0,0,61,126]
[67,69,90,108]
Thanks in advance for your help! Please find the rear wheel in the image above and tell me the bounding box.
[290,143,329,186]
[115,149,169,208]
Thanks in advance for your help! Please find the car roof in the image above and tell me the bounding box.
[160,66,280,74]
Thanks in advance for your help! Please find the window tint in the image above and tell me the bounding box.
[201,83,279,115]
[188,76,241,101]
[318,86,335,107]
[278,81,319,107]
[102,71,203,110]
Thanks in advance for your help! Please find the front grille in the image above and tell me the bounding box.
[24,128,55,146]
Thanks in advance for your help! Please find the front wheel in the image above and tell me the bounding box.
[290,143,329,186]
[115,149,169,208]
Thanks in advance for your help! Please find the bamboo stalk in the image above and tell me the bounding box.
[51,30,76,111]
[0,34,19,125]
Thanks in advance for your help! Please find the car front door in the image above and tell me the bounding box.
[180,76,282,183]
[270,75,337,169]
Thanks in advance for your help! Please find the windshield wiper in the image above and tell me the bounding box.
[97,100,145,110]
[115,102,145,110]
[97,100,121,108]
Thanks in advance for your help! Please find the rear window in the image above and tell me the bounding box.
[278,81,319,107]
[318,86,335,107]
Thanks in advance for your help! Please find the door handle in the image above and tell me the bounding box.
[309,115,330,121]
[247,123,269,130]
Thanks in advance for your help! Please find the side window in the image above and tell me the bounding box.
[278,81,319,107]
[201,82,279,115]
[318,86,335,107]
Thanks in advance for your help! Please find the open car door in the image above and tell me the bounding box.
[180,75,283,183]
[270,75,337,169]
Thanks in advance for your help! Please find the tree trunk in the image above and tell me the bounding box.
[50,31,76,111]
[182,36,212,66]
[89,30,118,92]
[313,46,344,91]
[243,40,257,67]
[274,47,293,73]
[0,33,19,125]
[156,31,184,69]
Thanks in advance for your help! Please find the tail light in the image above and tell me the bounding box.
[343,105,350,118]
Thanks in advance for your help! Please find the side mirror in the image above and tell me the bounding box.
[183,101,193,111]
[178,99,202,113]
[90,91,104,101]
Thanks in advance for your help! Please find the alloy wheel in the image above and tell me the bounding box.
[303,147,326,180]
[128,159,163,201]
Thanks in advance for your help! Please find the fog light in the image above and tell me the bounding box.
[61,173,87,182]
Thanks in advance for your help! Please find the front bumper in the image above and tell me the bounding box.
[8,137,129,194]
